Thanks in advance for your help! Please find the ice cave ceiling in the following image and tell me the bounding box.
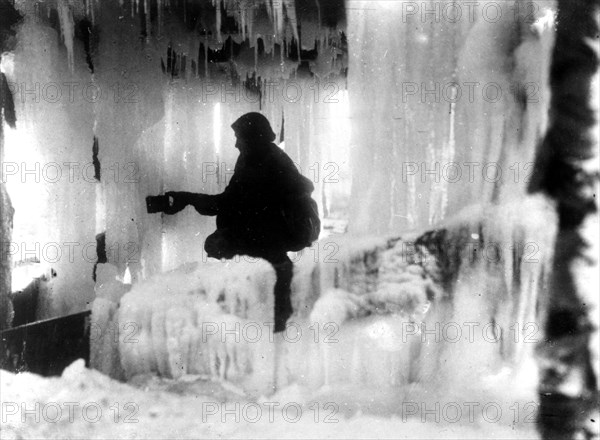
[13,0,347,83]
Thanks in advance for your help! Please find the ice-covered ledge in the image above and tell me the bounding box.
[91,195,556,397]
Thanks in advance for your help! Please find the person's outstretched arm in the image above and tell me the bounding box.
[163,191,227,216]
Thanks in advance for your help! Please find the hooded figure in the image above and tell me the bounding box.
[163,112,317,332]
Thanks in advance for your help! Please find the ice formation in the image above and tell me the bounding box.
[116,259,273,380]
[96,192,556,400]
[56,0,75,73]
[0,2,562,429]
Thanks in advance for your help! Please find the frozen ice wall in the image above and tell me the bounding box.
[4,13,97,319]
[347,0,556,234]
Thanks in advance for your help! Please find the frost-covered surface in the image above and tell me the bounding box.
[110,235,410,389]
[94,195,554,399]
[117,258,274,383]
[1,196,555,439]
[0,359,539,439]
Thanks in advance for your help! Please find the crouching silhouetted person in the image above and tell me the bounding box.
[152,113,320,332]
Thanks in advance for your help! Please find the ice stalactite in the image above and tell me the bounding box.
[213,0,222,42]
[238,1,247,41]
[157,0,163,37]
[57,0,75,73]
[272,0,284,37]
[89,0,96,26]
[144,0,151,43]
[442,87,457,220]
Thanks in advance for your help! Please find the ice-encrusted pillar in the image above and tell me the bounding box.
[346,1,401,235]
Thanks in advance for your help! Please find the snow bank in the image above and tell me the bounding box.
[0,359,541,439]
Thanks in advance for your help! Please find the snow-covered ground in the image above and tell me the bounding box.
[1,359,539,439]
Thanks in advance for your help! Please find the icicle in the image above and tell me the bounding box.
[213,0,222,43]
[254,36,258,73]
[204,41,208,77]
[57,0,75,73]
[91,0,96,27]
[315,0,321,27]
[144,0,151,43]
[158,0,163,37]
[273,0,283,38]
[265,0,273,22]
[240,6,246,42]
[280,39,284,72]
[247,4,254,44]
[283,0,299,44]
[442,95,457,219]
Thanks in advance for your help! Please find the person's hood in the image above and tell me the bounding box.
[231,112,276,144]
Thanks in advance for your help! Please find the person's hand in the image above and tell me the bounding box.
[163,191,191,215]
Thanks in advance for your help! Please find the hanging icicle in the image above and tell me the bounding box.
[240,4,246,42]
[273,0,284,38]
[144,0,151,43]
[254,35,258,72]
[213,0,222,43]
[442,86,457,219]
[90,0,96,27]
[57,0,75,73]
[204,41,208,77]
[157,0,163,37]
[283,0,299,44]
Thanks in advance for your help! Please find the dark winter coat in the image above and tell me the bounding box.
[198,142,315,254]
